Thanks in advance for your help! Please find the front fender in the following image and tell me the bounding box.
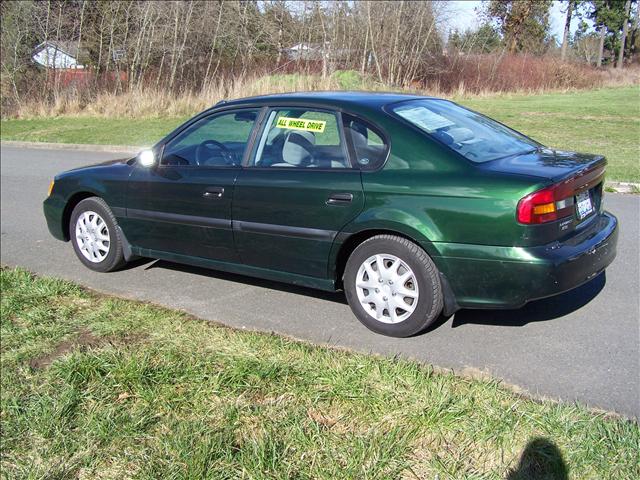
[56,169,128,207]
[44,163,132,241]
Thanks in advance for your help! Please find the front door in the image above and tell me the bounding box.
[232,107,364,279]
[123,108,261,261]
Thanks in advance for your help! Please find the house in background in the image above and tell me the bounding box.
[32,40,98,87]
[281,42,350,64]
[282,43,325,61]
[32,40,89,69]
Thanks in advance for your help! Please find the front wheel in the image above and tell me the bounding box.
[344,235,443,337]
[70,197,127,272]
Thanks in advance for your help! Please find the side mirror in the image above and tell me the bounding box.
[138,149,156,167]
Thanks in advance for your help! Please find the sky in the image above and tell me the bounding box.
[443,0,594,43]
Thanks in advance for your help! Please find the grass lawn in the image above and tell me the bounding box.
[1,268,638,479]
[0,116,186,148]
[460,86,640,183]
[0,86,638,181]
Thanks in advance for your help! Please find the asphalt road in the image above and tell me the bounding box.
[2,145,639,419]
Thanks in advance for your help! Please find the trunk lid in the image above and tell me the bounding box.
[481,148,606,182]
[483,149,607,244]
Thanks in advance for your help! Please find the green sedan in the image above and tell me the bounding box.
[43,92,618,337]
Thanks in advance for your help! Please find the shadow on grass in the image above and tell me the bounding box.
[451,272,606,328]
[506,437,568,480]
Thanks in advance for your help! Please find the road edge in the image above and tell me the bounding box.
[0,140,143,154]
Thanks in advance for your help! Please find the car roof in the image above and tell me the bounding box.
[215,91,438,111]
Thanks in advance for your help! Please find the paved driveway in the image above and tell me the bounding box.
[1,145,639,418]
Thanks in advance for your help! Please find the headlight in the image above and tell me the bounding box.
[48,180,55,197]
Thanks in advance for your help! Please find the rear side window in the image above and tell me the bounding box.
[390,99,538,163]
[343,114,389,170]
[250,109,351,169]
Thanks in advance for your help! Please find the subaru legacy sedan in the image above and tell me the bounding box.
[43,92,618,337]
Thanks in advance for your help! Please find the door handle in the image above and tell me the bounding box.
[203,186,224,198]
[326,193,353,205]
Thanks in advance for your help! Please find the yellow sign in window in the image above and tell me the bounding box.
[276,117,326,133]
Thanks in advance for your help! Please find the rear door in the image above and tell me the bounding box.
[232,107,364,278]
[123,108,260,261]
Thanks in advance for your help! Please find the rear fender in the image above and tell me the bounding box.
[328,210,460,314]
[328,207,444,281]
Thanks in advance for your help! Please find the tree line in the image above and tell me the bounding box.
[449,0,639,67]
[1,1,444,97]
[1,0,638,114]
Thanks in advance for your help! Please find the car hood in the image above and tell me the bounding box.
[66,156,132,172]
[90,157,133,167]
[55,156,134,181]
[480,148,606,182]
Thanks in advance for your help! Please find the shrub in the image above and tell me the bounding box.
[421,54,639,95]
[331,70,366,90]
[2,55,638,119]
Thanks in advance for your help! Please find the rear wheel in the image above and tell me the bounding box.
[344,235,443,337]
[70,197,126,272]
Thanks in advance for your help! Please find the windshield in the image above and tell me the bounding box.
[390,99,539,163]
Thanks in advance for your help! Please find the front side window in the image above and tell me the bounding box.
[162,109,259,167]
[251,109,350,168]
[390,100,539,163]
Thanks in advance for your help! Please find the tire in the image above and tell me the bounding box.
[344,234,443,337]
[69,197,127,272]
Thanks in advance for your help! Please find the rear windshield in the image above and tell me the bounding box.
[390,99,539,163]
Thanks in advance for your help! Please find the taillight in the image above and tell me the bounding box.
[517,182,574,224]
[517,162,606,225]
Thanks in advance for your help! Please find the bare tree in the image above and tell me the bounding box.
[597,25,606,66]
[617,0,632,68]
[561,0,576,60]
[5,0,615,117]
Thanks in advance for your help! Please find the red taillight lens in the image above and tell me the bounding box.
[517,187,556,224]
[517,163,606,225]
[517,183,574,224]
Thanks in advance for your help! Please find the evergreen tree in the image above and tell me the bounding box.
[485,0,553,54]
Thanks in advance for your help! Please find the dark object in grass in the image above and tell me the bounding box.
[507,437,568,480]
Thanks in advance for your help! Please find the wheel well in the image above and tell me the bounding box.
[61,192,98,241]
[334,229,459,316]
[334,229,425,289]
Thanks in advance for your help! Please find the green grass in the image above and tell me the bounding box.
[0,116,187,147]
[458,86,640,182]
[0,86,638,180]
[1,268,638,479]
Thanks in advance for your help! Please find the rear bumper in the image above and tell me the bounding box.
[43,195,68,241]
[435,211,618,309]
